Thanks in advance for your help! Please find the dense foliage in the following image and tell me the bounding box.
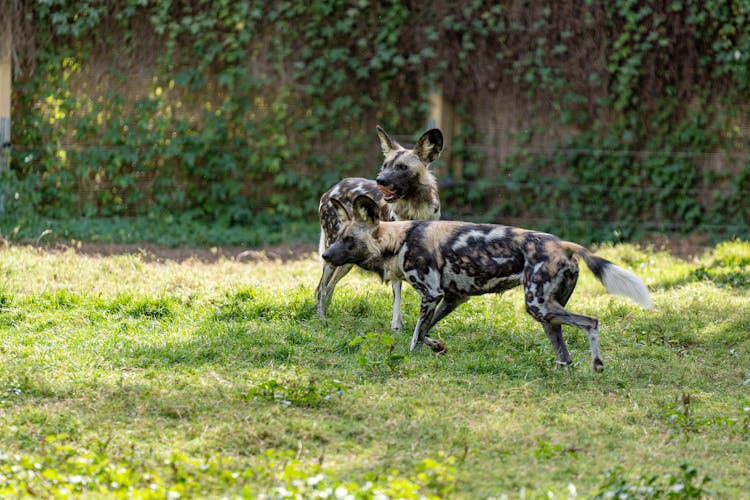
[3,0,749,242]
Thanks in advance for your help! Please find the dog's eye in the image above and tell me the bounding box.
[396,163,407,171]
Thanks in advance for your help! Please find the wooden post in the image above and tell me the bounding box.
[0,29,10,139]
[0,28,11,212]
[428,87,463,180]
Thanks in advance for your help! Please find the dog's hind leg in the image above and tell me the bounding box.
[315,263,353,317]
[524,258,597,368]
[542,323,573,366]
[429,294,469,329]
[531,303,601,371]
[541,269,576,366]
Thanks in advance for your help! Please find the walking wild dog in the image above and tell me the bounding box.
[321,196,652,371]
[316,126,443,330]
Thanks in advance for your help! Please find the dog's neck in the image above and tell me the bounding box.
[360,221,412,282]
[391,171,440,221]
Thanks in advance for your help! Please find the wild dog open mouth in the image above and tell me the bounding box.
[378,185,398,201]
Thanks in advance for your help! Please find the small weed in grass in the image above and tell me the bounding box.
[0,291,12,308]
[349,331,412,376]
[246,374,345,408]
[660,392,703,434]
[660,393,750,436]
[533,439,581,460]
[592,463,712,499]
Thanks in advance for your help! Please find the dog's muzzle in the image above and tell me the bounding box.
[322,247,344,266]
[376,178,399,202]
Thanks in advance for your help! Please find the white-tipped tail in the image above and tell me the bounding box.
[601,264,652,308]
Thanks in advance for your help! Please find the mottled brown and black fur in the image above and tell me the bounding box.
[316,126,443,329]
[322,196,652,371]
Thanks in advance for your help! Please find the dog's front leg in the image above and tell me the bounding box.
[409,294,445,353]
[315,262,335,317]
[316,262,353,317]
[390,280,402,331]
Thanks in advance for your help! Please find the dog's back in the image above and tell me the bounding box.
[392,221,649,305]
[318,177,391,252]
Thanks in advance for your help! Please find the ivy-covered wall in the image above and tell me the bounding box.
[3,0,749,242]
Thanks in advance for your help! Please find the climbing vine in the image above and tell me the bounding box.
[3,0,749,241]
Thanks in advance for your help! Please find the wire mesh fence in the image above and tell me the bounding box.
[2,138,748,242]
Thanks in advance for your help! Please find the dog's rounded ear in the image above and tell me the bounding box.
[331,198,353,222]
[415,128,444,163]
[376,125,401,155]
[353,195,381,225]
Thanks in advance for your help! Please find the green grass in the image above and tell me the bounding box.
[0,240,748,498]
[0,213,319,248]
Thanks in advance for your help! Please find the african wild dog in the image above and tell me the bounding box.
[315,126,443,330]
[321,196,652,371]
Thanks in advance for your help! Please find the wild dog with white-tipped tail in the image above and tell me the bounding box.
[322,196,651,371]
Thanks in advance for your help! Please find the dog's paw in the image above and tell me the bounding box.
[592,357,604,371]
[428,340,447,355]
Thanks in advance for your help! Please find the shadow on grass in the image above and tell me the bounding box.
[70,270,746,393]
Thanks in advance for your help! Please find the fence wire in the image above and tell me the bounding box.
[3,142,748,239]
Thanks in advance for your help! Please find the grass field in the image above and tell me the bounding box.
[0,239,748,498]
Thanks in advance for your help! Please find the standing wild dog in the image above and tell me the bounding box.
[322,196,652,371]
[316,126,443,330]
